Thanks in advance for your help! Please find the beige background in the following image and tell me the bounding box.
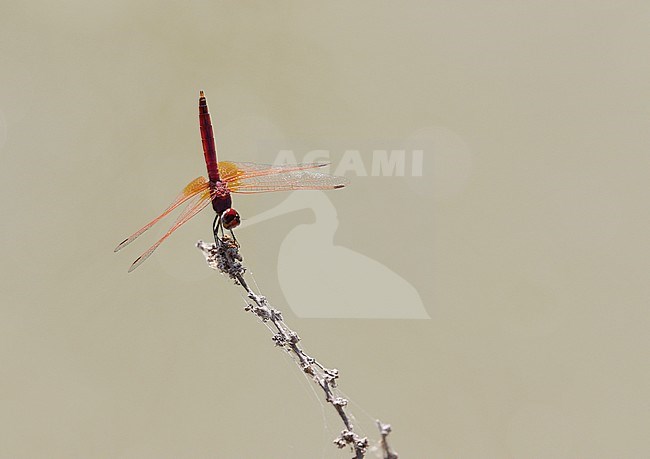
[1,1,649,457]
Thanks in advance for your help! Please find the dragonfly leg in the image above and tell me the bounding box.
[229,229,239,247]
[212,213,222,244]
[213,212,239,246]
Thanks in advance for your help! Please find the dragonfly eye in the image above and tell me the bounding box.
[221,208,241,230]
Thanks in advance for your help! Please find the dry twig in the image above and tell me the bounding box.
[197,237,398,459]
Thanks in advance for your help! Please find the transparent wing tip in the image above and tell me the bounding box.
[335,176,350,188]
[127,256,145,273]
[127,250,153,272]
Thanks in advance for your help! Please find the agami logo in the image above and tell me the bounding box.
[274,149,424,177]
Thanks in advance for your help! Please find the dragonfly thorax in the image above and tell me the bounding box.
[210,180,232,213]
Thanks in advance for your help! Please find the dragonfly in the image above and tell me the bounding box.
[115,91,347,272]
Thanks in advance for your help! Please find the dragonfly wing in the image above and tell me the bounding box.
[218,161,330,182]
[127,188,212,272]
[114,176,209,252]
[220,161,348,194]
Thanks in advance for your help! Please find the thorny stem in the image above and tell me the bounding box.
[197,238,398,459]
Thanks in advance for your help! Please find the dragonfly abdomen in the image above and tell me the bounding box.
[199,91,220,183]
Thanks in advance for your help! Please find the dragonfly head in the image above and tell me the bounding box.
[221,208,241,230]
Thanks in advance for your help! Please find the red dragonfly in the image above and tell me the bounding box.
[115,91,347,272]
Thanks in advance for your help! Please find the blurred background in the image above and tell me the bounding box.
[1,1,649,457]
